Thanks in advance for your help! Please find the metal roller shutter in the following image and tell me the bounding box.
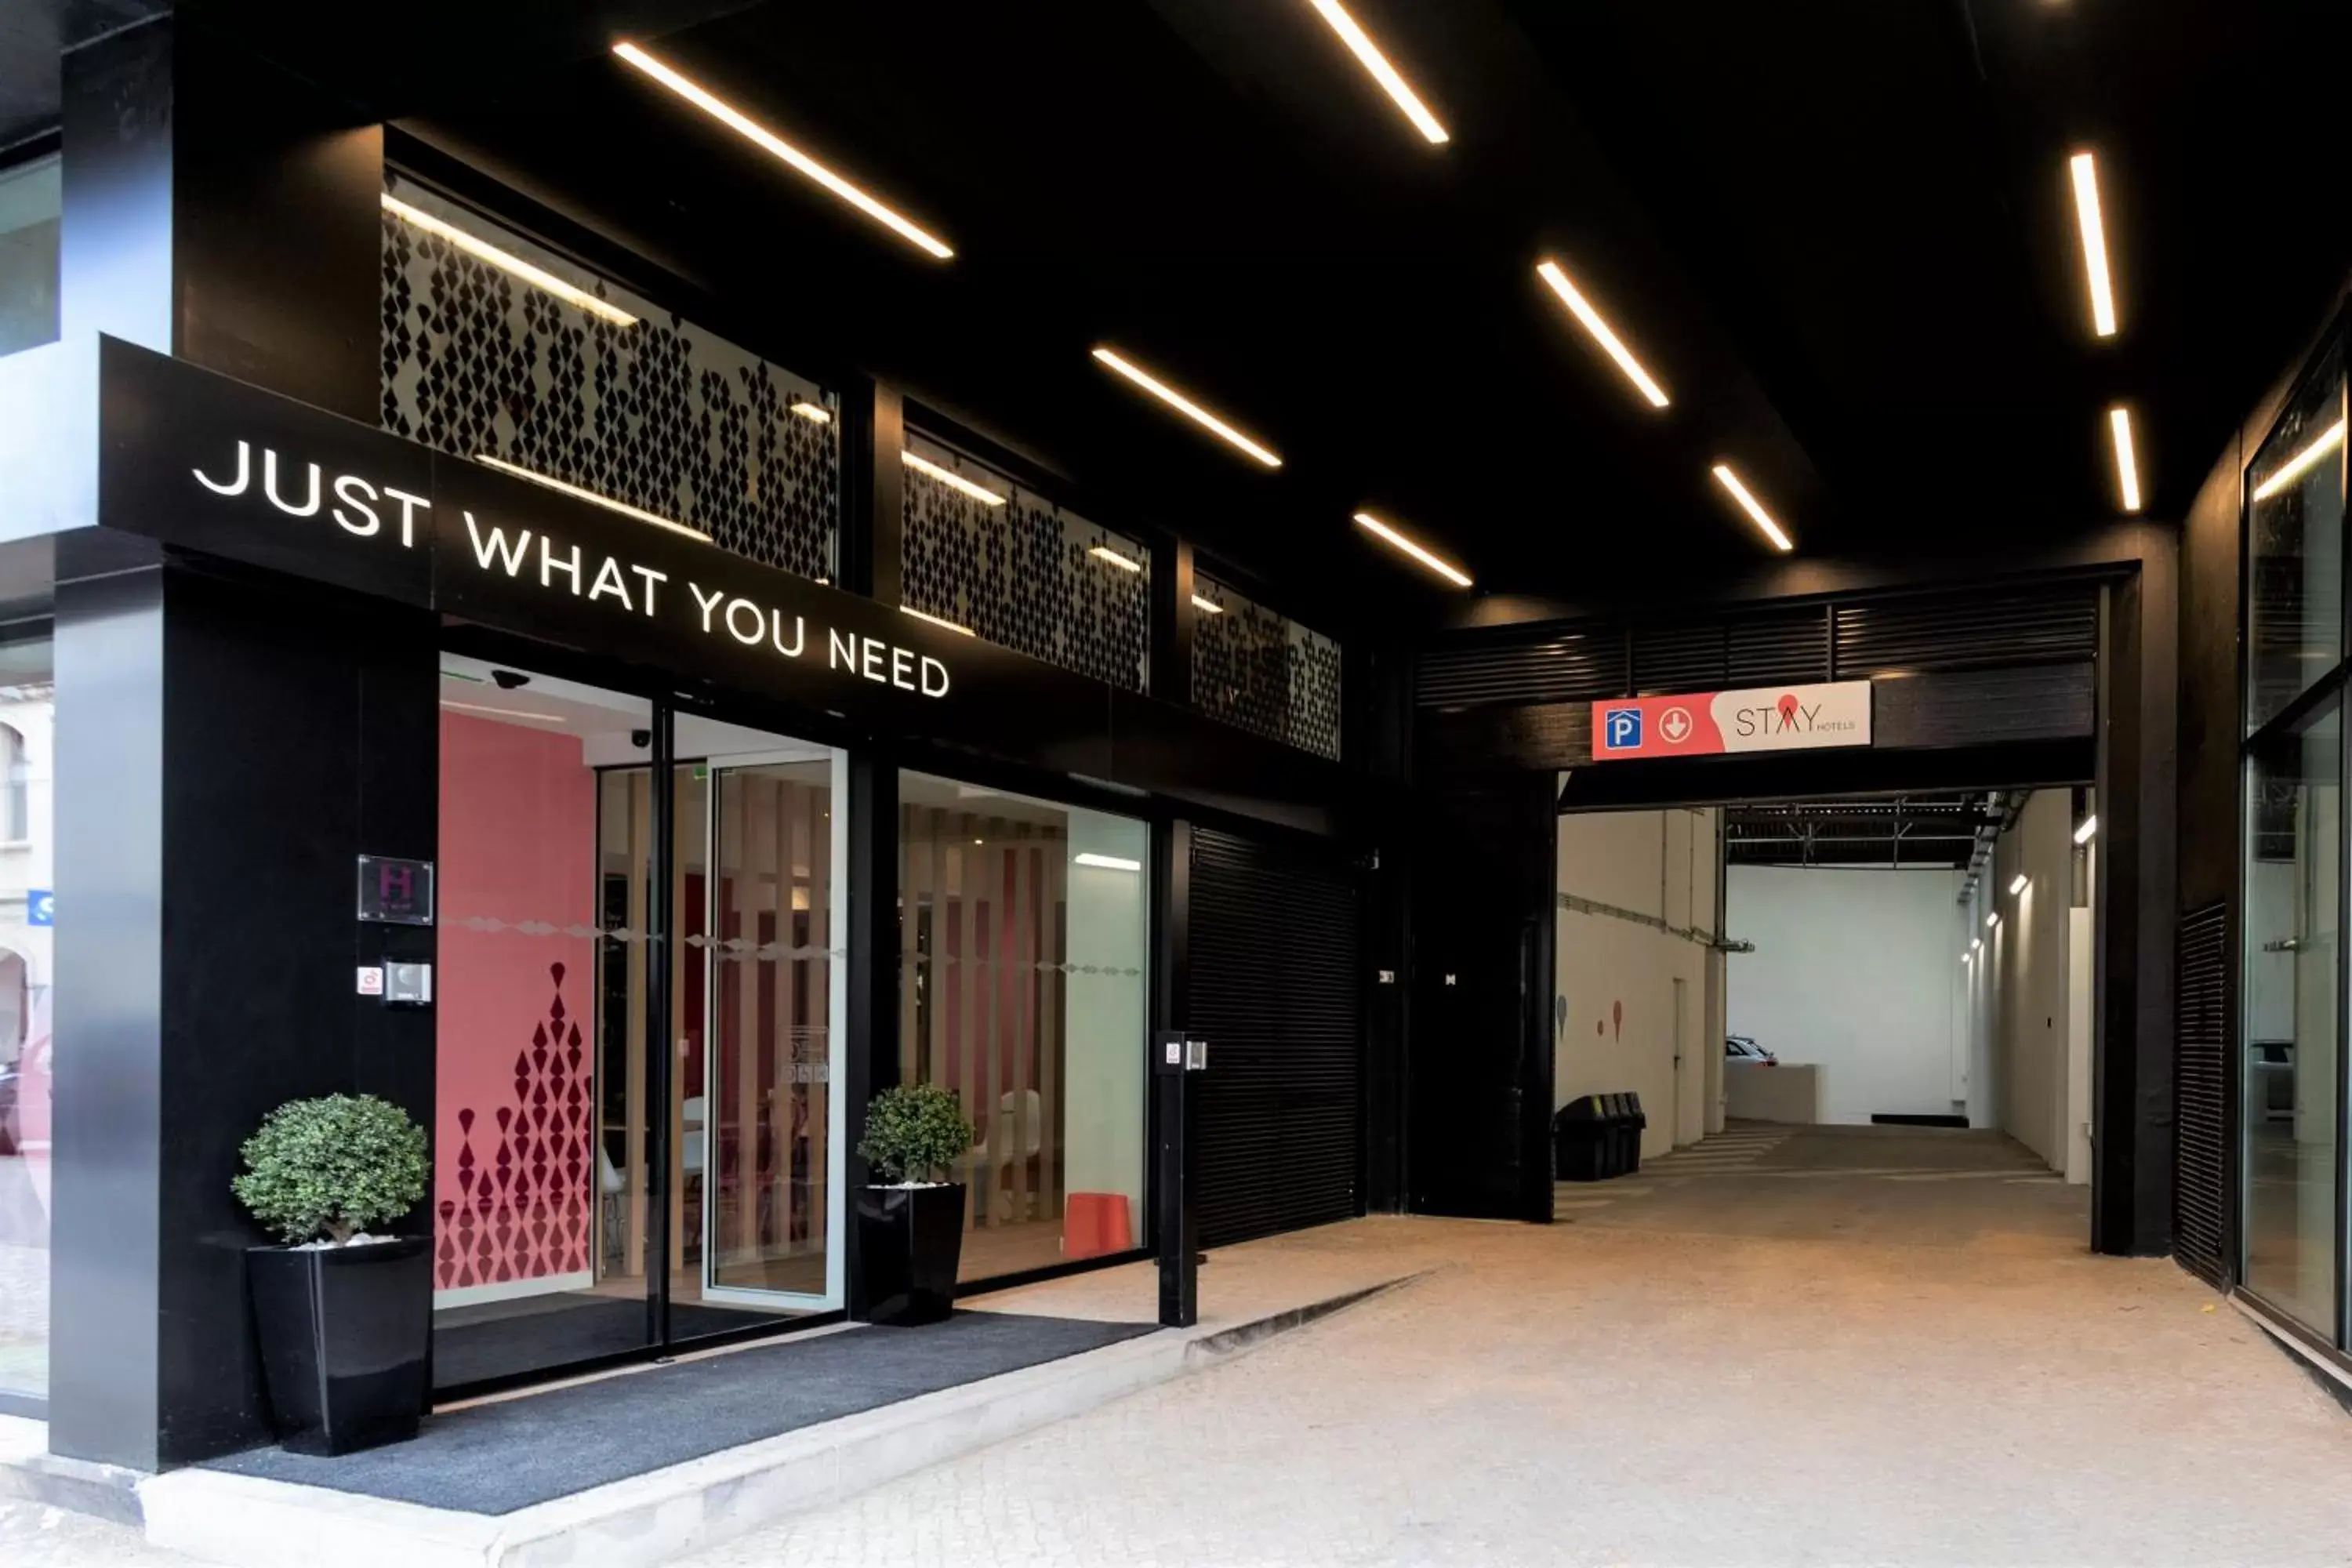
[2174,902,2230,1287]
[1189,828,1363,1248]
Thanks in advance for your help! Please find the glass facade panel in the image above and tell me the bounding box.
[2241,702,2340,1330]
[0,155,60,358]
[0,633,53,1399]
[2246,350,2347,733]
[895,772,1149,1282]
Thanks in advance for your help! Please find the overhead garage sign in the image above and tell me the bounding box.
[1592,681,1871,760]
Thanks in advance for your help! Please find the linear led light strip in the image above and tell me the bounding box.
[1353,512,1471,588]
[2067,151,2118,339]
[1537,261,1668,408]
[1090,545,1143,572]
[1307,0,1449,145]
[901,604,977,637]
[901,449,1006,506]
[614,42,953,260]
[1709,464,1793,552]
[443,699,568,726]
[789,401,833,424]
[1074,851,1142,872]
[2252,416,2346,503]
[1191,594,1225,615]
[1091,348,1283,468]
[476,454,711,540]
[382,194,638,327]
[2074,815,2098,845]
[2107,406,2142,514]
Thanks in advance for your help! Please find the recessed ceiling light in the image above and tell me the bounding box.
[2252,417,2347,503]
[1306,0,1449,145]
[2108,405,2142,513]
[1709,464,1793,552]
[789,400,833,425]
[1191,594,1225,615]
[475,454,711,539]
[1986,911,2001,930]
[1074,851,1142,872]
[383,195,638,327]
[612,42,954,260]
[1352,511,1472,588]
[901,604,978,637]
[1089,545,1144,573]
[442,699,568,726]
[2068,151,2118,338]
[901,449,1006,506]
[2074,815,2098,844]
[1091,347,1283,468]
[2008,873,2029,895]
[1537,260,1669,408]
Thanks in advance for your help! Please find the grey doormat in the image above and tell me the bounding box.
[209,1310,1156,1515]
[432,1298,781,1390]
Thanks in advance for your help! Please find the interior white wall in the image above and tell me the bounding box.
[1061,811,1149,1225]
[1988,789,2077,1171]
[1726,866,1969,1125]
[1554,804,1719,1157]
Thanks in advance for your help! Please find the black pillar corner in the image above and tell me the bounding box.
[1149,538,1195,705]
[843,753,900,1319]
[61,13,382,421]
[52,564,437,1469]
[840,379,905,605]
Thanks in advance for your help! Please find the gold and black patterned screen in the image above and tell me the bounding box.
[899,431,1151,692]
[1192,575,1342,761]
[379,175,839,583]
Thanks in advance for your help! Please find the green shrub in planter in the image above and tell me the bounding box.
[233,1094,429,1245]
[856,1082,975,1185]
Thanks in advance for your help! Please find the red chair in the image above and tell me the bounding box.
[1062,1192,1134,1259]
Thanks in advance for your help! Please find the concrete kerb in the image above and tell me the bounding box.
[111,1271,1421,1568]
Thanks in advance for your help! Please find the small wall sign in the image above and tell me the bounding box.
[26,889,52,927]
[357,855,435,926]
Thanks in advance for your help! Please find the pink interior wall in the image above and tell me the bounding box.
[435,712,597,1296]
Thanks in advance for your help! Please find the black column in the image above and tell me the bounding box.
[840,379,906,606]
[844,755,900,1318]
[51,564,437,1469]
[1149,539,1195,703]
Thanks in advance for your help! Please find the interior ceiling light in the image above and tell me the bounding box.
[1709,464,1794,552]
[612,42,954,260]
[476,454,711,540]
[2252,417,2347,503]
[2074,815,2098,845]
[2108,405,2143,514]
[901,449,1006,506]
[1191,594,1225,615]
[382,195,638,327]
[442,699,568,726]
[1986,911,2002,930]
[789,400,833,425]
[1074,851,1143,872]
[1536,260,1669,408]
[1089,545,1144,573]
[2067,151,2118,338]
[1306,0,1450,145]
[2008,873,2029,895]
[901,604,978,637]
[1091,348,1283,468]
[1353,511,1472,588]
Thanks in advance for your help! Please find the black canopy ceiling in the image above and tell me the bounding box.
[20,0,2352,641]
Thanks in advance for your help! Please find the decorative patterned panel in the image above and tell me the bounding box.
[380,174,837,583]
[898,431,1150,691]
[1192,575,1343,760]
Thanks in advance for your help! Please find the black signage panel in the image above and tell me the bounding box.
[93,338,1115,772]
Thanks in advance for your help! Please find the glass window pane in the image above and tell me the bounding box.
[0,156,60,359]
[434,656,654,1389]
[0,634,53,1399]
[895,773,1149,1283]
[2248,352,2347,731]
[2241,702,2340,1330]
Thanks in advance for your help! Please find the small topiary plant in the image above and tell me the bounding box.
[233,1094,430,1246]
[857,1083,975,1185]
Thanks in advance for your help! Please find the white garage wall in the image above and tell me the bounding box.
[1555,804,1719,1157]
[1726,865,1970,1126]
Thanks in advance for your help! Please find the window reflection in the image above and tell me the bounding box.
[2247,351,2347,731]
[0,633,54,1399]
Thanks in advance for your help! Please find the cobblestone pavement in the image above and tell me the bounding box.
[13,1127,2352,1566]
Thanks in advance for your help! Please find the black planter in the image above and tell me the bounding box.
[247,1236,430,1456]
[855,1184,966,1326]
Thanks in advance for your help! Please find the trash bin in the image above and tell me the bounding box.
[1613,1092,1647,1174]
[1552,1095,1615,1181]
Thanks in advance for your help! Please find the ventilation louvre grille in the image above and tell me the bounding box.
[1416,631,1624,709]
[2174,901,2230,1290]
[1189,828,1362,1250]
[1833,590,2098,677]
